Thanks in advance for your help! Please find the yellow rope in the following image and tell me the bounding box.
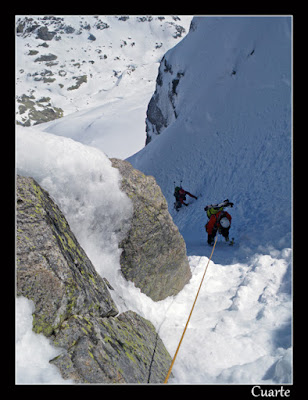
[164,235,218,384]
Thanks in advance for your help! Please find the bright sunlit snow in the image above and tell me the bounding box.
[16,16,292,385]
[16,15,192,159]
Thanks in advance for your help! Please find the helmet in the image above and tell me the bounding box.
[220,217,230,228]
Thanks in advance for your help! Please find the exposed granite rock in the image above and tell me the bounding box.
[16,175,118,336]
[145,94,168,145]
[50,310,172,383]
[16,175,172,383]
[67,75,87,91]
[111,159,191,301]
[34,53,58,63]
[17,94,63,127]
[36,26,56,41]
[145,55,185,144]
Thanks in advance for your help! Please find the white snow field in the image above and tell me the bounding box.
[16,15,192,158]
[16,15,292,385]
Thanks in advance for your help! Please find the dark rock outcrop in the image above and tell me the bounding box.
[36,26,56,41]
[145,94,168,144]
[111,159,191,301]
[145,54,185,144]
[16,175,172,383]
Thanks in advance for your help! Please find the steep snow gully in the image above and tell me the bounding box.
[16,16,292,385]
[127,16,292,384]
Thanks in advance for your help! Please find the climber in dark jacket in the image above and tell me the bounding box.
[174,187,197,211]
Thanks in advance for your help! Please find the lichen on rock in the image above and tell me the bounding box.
[17,175,118,336]
[16,174,173,383]
[111,158,191,301]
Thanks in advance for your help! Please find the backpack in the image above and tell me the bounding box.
[174,186,182,200]
[206,206,224,219]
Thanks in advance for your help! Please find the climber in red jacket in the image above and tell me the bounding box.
[174,186,198,211]
[205,210,232,245]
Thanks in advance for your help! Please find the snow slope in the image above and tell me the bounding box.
[128,16,292,252]
[16,15,192,158]
[16,16,292,384]
[127,16,292,383]
[35,64,159,158]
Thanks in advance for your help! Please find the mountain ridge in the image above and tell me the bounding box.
[16,15,191,128]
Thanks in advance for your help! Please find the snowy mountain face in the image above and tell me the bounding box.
[16,15,192,158]
[16,16,292,385]
[129,16,292,251]
[127,16,292,384]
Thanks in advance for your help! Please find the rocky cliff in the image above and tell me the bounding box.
[111,159,191,301]
[145,54,185,144]
[16,175,172,383]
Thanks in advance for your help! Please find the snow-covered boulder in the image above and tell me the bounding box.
[16,174,172,383]
[111,158,191,301]
[17,175,119,332]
